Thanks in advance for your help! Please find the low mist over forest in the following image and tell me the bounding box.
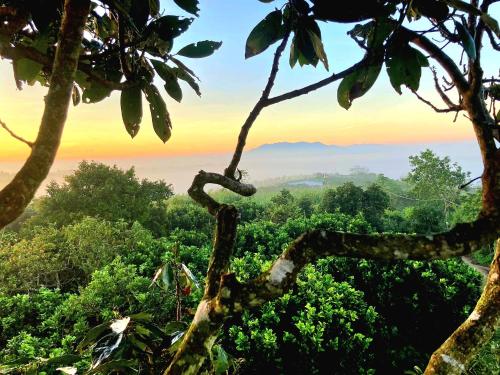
[0,140,483,195]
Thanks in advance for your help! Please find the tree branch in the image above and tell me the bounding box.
[0,119,33,147]
[188,171,256,216]
[224,32,290,179]
[0,0,91,229]
[265,58,368,106]
[425,239,500,375]
[0,41,135,91]
[411,90,462,113]
[400,27,470,93]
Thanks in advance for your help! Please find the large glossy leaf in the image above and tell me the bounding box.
[13,33,49,84]
[307,29,328,70]
[338,59,383,109]
[120,86,143,138]
[77,322,110,351]
[177,40,222,58]
[146,16,193,41]
[173,67,201,96]
[143,84,172,142]
[91,332,125,370]
[454,20,476,60]
[181,263,199,288]
[151,60,183,102]
[164,321,188,335]
[82,82,112,103]
[212,345,230,375]
[173,0,200,16]
[161,263,175,290]
[245,10,283,58]
[386,46,427,94]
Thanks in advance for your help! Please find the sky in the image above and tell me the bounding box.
[0,0,498,162]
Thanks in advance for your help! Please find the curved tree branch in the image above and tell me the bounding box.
[224,32,290,179]
[0,0,91,229]
[188,170,256,216]
[425,239,500,375]
[400,27,469,93]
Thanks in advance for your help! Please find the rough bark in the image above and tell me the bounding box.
[0,0,91,228]
[424,240,500,374]
[164,206,239,375]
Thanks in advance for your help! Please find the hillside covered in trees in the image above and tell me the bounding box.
[0,151,497,374]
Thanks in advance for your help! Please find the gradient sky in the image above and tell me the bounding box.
[0,0,498,161]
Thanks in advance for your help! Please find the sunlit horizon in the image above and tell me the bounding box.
[1,0,493,163]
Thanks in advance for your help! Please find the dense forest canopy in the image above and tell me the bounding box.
[0,0,499,374]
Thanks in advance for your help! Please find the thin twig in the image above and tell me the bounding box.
[0,119,33,147]
[431,67,462,109]
[459,175,483,189]
[411,90,462,113]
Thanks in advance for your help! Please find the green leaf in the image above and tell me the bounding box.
[46,355,81,366]
[307,29,328,70]
[129,312,153,322]
[177,40,222,58]
[147,16,193,41]
[149,0,160,16]
[82,82,112,103]
[338,60,382,109]
[88,360,137,374]
[120,86,143,138]
[128,336,150,352]
[212,345,229,375]
[245,10,283,58]
[481,13,500,37]
[443,0,481,15]
[161,263,175,290]
[72,86,81,106]
[173,0,200,16]
[181,263,199,288]
[13,59,43,83]
[143,84,172,143]
[386,46,426,94]
[151,60,183,102]
[77,322,110,351]
[454,20,476,60]
[164,321,188,335]
[173,67,201,96]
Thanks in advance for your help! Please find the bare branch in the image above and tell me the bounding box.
[412,90,462,113]
[224,32,290,179]
[0,0,91,229]
[265,58,369,106]
[0,119,33,147]
[460,175,483,189]
[485,27,500,51]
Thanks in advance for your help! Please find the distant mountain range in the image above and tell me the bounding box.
[249,142,464,154]
[1,140,483,195]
